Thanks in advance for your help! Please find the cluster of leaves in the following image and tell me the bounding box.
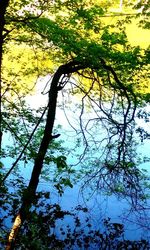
[133,0,150,29]
[2,0,57,96]
[2,0,149,98]
[1,93,75,196]
[0,174,26,245]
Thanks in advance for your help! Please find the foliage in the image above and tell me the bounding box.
[2,45,54,95]
[2,0,150,97]
[1,189,150,249]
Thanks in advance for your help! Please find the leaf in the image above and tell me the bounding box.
[61,178,73,188]
[56,156,67,169]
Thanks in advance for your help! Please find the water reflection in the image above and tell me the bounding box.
[1,88,150,247]
[1,125,150,245]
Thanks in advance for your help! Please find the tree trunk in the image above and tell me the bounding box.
[6,61,86,249]
[0,0,9,149]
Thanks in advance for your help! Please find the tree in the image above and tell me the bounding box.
[0,0,10,147]
[0,0,150,249]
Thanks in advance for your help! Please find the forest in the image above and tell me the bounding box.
[0,0,150,249]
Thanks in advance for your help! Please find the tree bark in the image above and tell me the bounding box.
[27,61,85,194]
[0,0,9,149]
[6,61,86,249]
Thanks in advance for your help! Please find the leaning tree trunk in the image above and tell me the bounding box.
[6,61,86,250]
[0,0,9,149]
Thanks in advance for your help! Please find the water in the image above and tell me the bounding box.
[1,81,150,245]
